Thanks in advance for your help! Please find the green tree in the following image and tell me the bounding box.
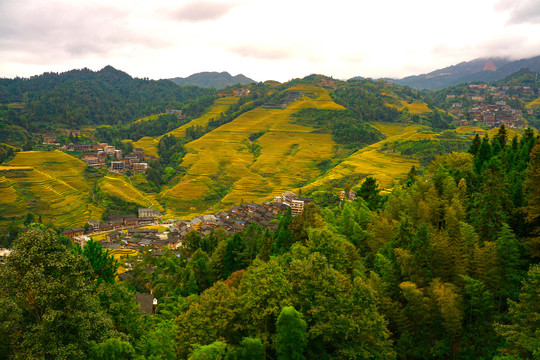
[276,306,308,360]
[89,338,135,360]
[76,239,119,285]
[495,264,540,359]
[222,233,248,279]
[188,341,228,360]
[357,176,383,210]
[0,230,116,359]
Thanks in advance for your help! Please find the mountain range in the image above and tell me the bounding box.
[169,71,255,89]
[392,55,540,90]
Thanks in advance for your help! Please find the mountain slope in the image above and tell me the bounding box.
[169,71,255,89]
[394,55,540,90]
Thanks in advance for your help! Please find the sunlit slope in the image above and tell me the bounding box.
[162,85,344,217]
[302,124,428,193]
[0,150,104,227]
[526,97,540,109]
[387,100,432,114]
[132,97,239,156]
[98,174,163,211]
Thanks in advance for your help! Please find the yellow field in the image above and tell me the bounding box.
[0,150,104,227]
[387,101,432,114]
[302,124,427,193]
[135,113,165,123]
[98,174,163,211]
[132,97,239,156]
[161,86,343,219]
[526,97,540,109]
[140,224,169,232]
[131,137,159,157]
[109,248,139,261]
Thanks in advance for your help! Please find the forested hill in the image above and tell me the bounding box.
[0,66,216,129]
[169,71,255,89]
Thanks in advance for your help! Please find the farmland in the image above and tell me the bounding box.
[132,96,239,156]
[161,85,343,218]
[387,100,432,114]
[302,124,425,193]
[0,150,104,228]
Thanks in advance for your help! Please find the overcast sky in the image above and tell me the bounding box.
[1,0,540,82]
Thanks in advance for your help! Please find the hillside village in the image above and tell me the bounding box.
[47,141,156,173]
[61,191,315,253]
[446,83,539,128]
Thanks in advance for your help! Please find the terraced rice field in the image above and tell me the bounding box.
[302,124,428,193]
[0,150,104,227]
[98,174,163,211]
[161,86,344,218]
[132,97,239,156]
[526,97,540,109]
[387,100,432,114]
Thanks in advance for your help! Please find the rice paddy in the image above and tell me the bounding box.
[161,86,342,218]
[387,100,432,114]
[0,150,104,228]
[132,97,239,156]
[526,97,540,109]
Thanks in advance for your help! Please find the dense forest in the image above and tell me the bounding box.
[0,66,216,145]
[1,126,539,359]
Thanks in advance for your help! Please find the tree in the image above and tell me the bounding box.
[76,239,119,285]
[357,176,383,210]
[0,230,116,359]
[276,306,308,360]
[222,233,248,279]
[89,338,135,360]
[188,341,228,360]
[495,264,540,359]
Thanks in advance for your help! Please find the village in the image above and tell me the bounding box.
[60,191,317,254]
[446,83,539,128]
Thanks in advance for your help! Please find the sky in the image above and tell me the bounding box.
[1,0,540,82]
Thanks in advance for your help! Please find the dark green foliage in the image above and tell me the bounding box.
[0,67,216,131]
[273,207,294,254]
[495,264,540,359]
[356,176,384,211]
[89,338,135,360]
[292,108,385,149]
[0,230,116,359]
[222,233,248,279]
[75,239,119,285]
[276,306,307,360]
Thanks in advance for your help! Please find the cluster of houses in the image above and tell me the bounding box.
[466,102,526,128]
[76,192,313,252]
[58,142,154,174]
[83,208,161,235]
[217,87,251,97]
[446,83,538,128]
[339,190,357,201]
[262,91,304,109]
[109,147,155,174]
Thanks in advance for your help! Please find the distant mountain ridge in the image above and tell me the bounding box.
[169,71,255,89]
[392,55,540,90]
